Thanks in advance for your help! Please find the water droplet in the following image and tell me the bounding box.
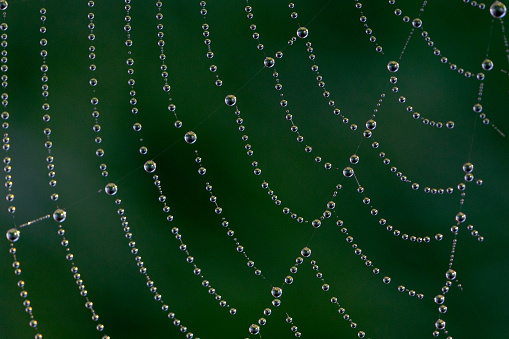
[225,94,236,106]
[311,219,321,228]
[387,61,399,72]
[271,287,282,298]
[463,162,474,173]
[435,319,446,330]
[343,167,354,177]
[249,324,260,335]
[350,154,360,164]
[490,1,507,18]
[383,276,391,284]
[297,27,308,38]
[482,58,494,71]
[53,208,66,222]
[455,212,466,223]
[366,119,376,130]
[105,183,118,196]
[301,247,311,257]
[184,131,197,144]
[264,57,275,68]
[412,18,422,28]
[445,269,456,280]
[144,160,156,173]
[434,294,445,304]
[6,228,19,242]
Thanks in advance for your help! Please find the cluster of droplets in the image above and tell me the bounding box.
[472,65,505,136]
[86,3,108,179]
[1,2,12,217]
[342,168,447,242]
[452,162,484,242]
[302,248,368,338]
[354,0,384,54]
[38,8,59,202]
[123,0,149,156]
[5,236,42,339]
[200,0,263,183]
[53,208,109,337]
[387,60,456,129]
[155,1,181,129]
[3,5,41,338]
[199,1,224,86]
[248,285,300,338]
[244,3,266,52]
[110,195,199,339]
[388,0,501,82]
[6,209,43,339]
[193,151,267,285]
[150,165,236,315]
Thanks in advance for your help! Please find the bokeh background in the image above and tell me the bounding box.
[0,0,508,338]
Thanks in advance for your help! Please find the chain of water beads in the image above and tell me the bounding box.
[2,4,42,338]
[101,192,199,339]
[396,1,428,60]
[431,164,484,338]
[155,1,181,129]
[150,170,236,317]
[249,248,369,338]
[53,207,109,337]
[6,237,43,339]
[193,151,268,287]
[353,0,385,55]
[124,0,150,157]
[1,5,13,218]
[460,0,487,10]
[87,2,108,179]
[38,8,58,203]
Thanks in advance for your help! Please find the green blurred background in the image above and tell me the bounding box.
[1,0,508,338]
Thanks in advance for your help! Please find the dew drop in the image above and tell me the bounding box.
[271,287,282,298]
[144,160,156,173]
[490,1,507,18]
[184,131,197,144]
[53,208,66,222]
[301,247,311,257]
[387,60,399,72]
[482,58,494,71]
[264,57,275,68]
[445,269,456,280]
[6,228,19,242]
[105,183,118,196]
[225,94,236,106]
[343,167,354,177]
[297,27,308,38]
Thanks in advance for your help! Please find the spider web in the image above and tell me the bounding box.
[1,1,509,339]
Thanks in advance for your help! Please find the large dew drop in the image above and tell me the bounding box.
[184,131,197,144]
[249,324,260,335]
[144,160,156,173]
[6,228,19,242]
[225,94,236,106]
[343,167,354,177]
[271,287,282,298]
[53,208,67,222]
[264,57,275,68]
[387,60,399,73]
[445,269,456,280]
[301,247,311,257]
[482,58,494,71]
[297,27,308,38]
[105,183,118,196]
[490,1,507,18]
